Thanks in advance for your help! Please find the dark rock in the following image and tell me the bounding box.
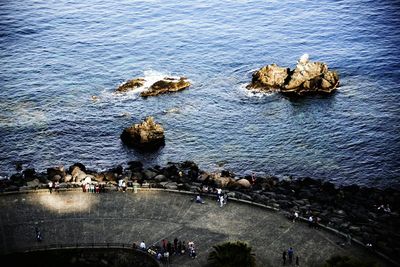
[140,77,191,97]
[121,117,165,151]
[47,166,66,180]
[10,173,24,186]
[116,78,146,93]
[22,168,36,181]
[127,161,143,172]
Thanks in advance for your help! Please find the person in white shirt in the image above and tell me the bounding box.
[140,241,146,250]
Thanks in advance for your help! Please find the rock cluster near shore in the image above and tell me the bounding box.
[1,161,399,263]
[247,54,339,95]
[120,117,165,151]
[116,77,191,97]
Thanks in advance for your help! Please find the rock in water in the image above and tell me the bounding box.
[140,77,191,97]
[116,78,146,93]
[247,54,339,96]
[247,64,290,91]
[120,117,165,151]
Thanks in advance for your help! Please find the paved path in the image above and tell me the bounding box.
[0,189,390,266]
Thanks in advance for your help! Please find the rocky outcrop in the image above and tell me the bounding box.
[116,78,146,93]
[140,77,190,97]
[120,117,165,151]
[115,77,191,97]
[247,54,339,96]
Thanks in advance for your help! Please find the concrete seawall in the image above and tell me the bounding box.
[0,188,394,266]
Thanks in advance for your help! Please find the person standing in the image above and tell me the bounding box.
[174,237,178,254]
[140,240,146,250]
[282,250,287,265]
[295,255,300,266]
[35,227,42,242]
[288,247,294,264]
[219,195,224,207]
[293,211,299,222]
[55,181,60,193]
[48,181,53,194]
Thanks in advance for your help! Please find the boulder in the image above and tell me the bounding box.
[140,77,190,97]
[248,64,289,91]
[247,54,339,96]
[120,116,165,150]
[154,174,167,182]
[236,178,251,189]
[47,166,66,180]
[71,166,86,182]
[116,78,146,93]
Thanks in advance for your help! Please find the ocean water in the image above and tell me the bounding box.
[0,0,399,188]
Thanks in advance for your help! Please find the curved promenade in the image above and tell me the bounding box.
[0,189,391,266]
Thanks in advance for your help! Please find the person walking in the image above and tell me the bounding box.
[295,255,300,266]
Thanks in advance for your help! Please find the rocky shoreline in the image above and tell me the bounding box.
[1,161,399,264]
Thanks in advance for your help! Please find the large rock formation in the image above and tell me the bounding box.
[247,54,339,96]
[140,77,191,97]
[115,77,191,97]
[120,117,165,150]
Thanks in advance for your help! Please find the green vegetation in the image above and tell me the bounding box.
[207,240,257,267]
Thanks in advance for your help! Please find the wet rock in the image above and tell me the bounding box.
[140,77,190,97]
[116,78,146,93]
[247,54,339,96]
[120,116,165,151]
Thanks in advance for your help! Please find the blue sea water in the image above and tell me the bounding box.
[0,0,399,188]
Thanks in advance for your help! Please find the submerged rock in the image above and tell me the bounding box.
[116,78,146,93]
[120,116,165,151]
[140,77,191,97]
[247,54,339,96]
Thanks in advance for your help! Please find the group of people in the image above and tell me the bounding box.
[82,182,105,193]
[282,247,299,266]
[135,237,197,265]
[47,181,60,193]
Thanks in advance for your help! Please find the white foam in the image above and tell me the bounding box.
[237,83,275,98]
[110,69,186,100]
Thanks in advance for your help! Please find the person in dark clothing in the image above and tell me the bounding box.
[288,247,294,264]
[35,227,42,242]
[174,237,178,254]
[296,255,300,266]
[282,250,287,265]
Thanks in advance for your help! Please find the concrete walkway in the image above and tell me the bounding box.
[0,189,390,266]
